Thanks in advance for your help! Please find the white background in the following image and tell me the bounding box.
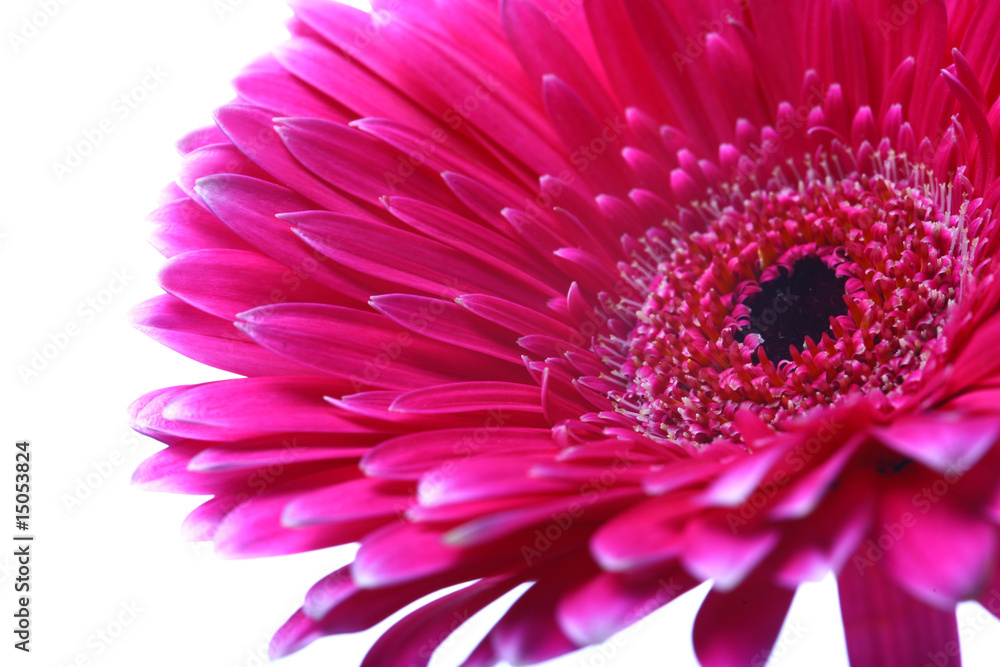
[0,0,997,665]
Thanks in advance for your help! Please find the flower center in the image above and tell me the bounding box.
[606,154,977,445]
[736,255,848,364]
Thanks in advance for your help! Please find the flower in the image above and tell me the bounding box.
[130,0,1000,664]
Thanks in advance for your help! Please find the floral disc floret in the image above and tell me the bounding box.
[615,155,976,444]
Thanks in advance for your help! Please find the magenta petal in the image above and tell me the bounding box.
[771,472,875,587]
[273,573,476,655]
[483,557,605,663]
[233,53,347,122]
[147,197,255,258]
[361,428,557,479]
[838,554,962,667]
[872,413,1000,474]
[211,469,380,558]
[702,443,788,506]
[489,582,581,665]
[159,248,347,320]
[503,0,617,125]
[457,641,498,667]
[351,524,467,588]
[360,577,521,667]
[176,124,228,154]
[880,486,996,607]
[457,293,577,339]
[383,196,564,295]
[642,458,725,495]
[542,74,631,197]
[212,104,374,216]
[176,142,272,203]
[692,576,796,667]
[300,566,356,621]
[181,496,232,541]
[163,377,374,433]
[415,454,579,507]
[287,210,550,305]
[557,569,698,645]
[370,294,525,363]
[237,303,525,389]
[589,496,691,572]
[269,609,325,660]
[131,294,325,378]
[390,381,542,414]
[283,477,414,526]
[681,518,780,591]
[193,173,387,303]
[445,488,640,548]
[130,384,263,444]
[188,443,366,473]
[131,441,202,491]
[300,566,464,628]
[948,315,1000,392]
[767,434,863,519]
[275,117,453,207]
[271,37,433,128]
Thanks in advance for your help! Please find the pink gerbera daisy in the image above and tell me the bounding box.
[131,0,1000,664]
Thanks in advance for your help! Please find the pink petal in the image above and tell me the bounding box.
[300,566,461,626]
[176,142,272,204]
[147,197,254,258]
[162,377,379,433]
[188,441,367,473]
[369,294,525,363]
[880,484,996,607]
[352,523,517,589]
[194,173,388,302]
[557,569,698,645]
[275,117,453,207]
[390,381,542,414]
[872,413,1000,475]
[212,468,381,558]
[271,37,434,127]
[692,577,796,667]
[287,210,550,305]
[489,579,583,665]
[361,428,556,479]
[361,577,521,667]
[233,53,347,122]
[383,196,564,296]
[444,488,640,548]
[589,495,693,572]
[131,295,326,378]
[457,293,577,339]
[542,74,631,197]
[237,303,525,390]
[131,384,261,444]
[283,477,414,526]
[415,454,578,507]
[767,434,863,520]
[681,517,780,591]
[176,125,228,154]
[212,104,375,215]
[702,442,788,506]
[503,0,617,125]
[839,552,962,667]
[159,248,347,321]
